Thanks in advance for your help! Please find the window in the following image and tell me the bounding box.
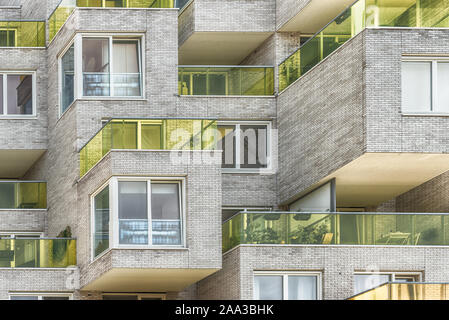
[61,44,74,114]
[402,59,449,113]
[217,122,271,171]
[91,177,184,260]
[82,37,141,97]
[103,293,165,300]
[254,272,321,300]
[0,72,35,117]
[59,34,143,116]
[9,293,71,300]
[354,272,421,295]
[0,29,16,47]
[93,185,109,258]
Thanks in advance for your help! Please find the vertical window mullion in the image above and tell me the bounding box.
[75,35,83,99]
[235,124,241,169]
[3,74,7,115]
[109,37,113,97]
[283,275,288,300]
[147,180,152,246]
[431,60,437,112]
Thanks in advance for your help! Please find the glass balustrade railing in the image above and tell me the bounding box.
[0,21,45,47]
[223,211,449,252]
[179,66,275,96]
[349,282,449,300]
[0,181,46,209]
[279,0,449,92]
[0,238,76,268]
[79,118,217,177]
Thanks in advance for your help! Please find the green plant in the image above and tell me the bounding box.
[290,224,329,244]
[57,226,72,238]
[246,227,279,244]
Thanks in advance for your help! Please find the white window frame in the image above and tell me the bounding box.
[90,176,186,262]
[253,271,322,300]
[217,121,272,174]
[0,71,37,119]
[0,232,43,238]
[402,56,449,115]
[9,292,73,300]
[354,271,422,295]
[102,293,166,300]
[58,32,145,118]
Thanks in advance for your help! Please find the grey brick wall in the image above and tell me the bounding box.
[0,268,77,300]
[77,150,222,288]
[277,31,366,204]
[0,49,48,151]
[276,0,310,30]
[0,209,46,232]
[197,245,449,300]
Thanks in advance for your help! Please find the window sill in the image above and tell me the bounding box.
[0,115,37,120]
[222,169,275,175]
[78,97,147,101]
[401,112,449,117]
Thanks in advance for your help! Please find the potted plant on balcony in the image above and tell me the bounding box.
[52,226,72,267]
[290,224,329,244]
[245,227,280,244]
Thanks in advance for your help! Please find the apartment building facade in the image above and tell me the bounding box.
[1,0,449,300]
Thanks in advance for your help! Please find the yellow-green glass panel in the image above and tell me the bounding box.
[178,67,274,96]
[141,123,163,149]
[0,182,46,209]
[0,21,45,47]
[350,283,449,300]
[0,239,76,268]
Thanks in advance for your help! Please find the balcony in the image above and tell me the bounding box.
[48,0,176,42]
[223,211,449,252]
[0,181,46,209]
[79,118,217,177]
[349,282,449,300]
[279,0,449,91]
[0,238,76,268]
[178,66,274,96]
[0,21,45,47]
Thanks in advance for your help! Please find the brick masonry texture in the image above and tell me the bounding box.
[0,210,46,232]
[196,245,449,300]
[277,31,366,204]
[4,1,449,300]
[0,49,48,150]
[77,150,222,288]
[276,0,310,30]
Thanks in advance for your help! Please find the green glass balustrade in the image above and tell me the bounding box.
[179,66,275,96]
[48,0,76,42]
[222,211,449,252]
[80,118,218,177]
[0,238,76,268]
[0,182,46,209]
[279,0,449,92]
[0,21,45,47]
[349,282,449,300]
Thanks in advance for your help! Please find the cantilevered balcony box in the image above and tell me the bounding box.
[0,21,47,177]
[277,0,449,207]
[0,181,47,232]
[178,0,275,65]
[77,119,222,292]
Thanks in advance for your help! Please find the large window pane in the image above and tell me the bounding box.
[437,62,449,112]
[254,276,283,300]
[94,186,109,257]
[119,181,148,245]
[83,38,110,96]
[240,125,268,169]
[112,40,141,96]
[354,274,390,295]
[0,75,3,114]
[218,125,236,169]
[402,61,431,112]
[61,45,74,113]
[7,74,33,115]
[288,276,317,300]
[151,183,181,245]
[0,183,14,208]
